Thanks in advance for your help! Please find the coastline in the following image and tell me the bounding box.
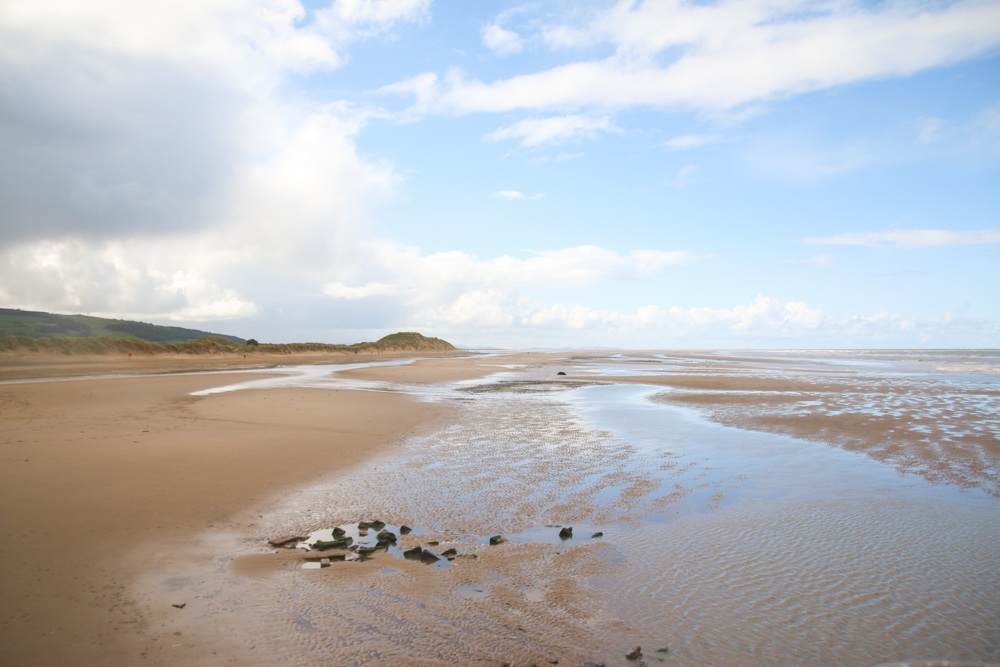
[0,356,498,666]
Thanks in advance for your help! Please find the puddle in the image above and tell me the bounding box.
[286,521,456,569]
[190,358,422,396]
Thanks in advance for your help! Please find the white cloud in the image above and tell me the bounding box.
[484,115,618,147]
[165,272,261,321]
[314,243,712,333]
[321,282,399,299]
[0,238,260,321]
[415,292,861,338]
[0,0,422,322]
[523,303,624,330]
[783,254,837,268]
[490,190,544,200]
[0,0,429,92]
[803,229,1000,247]
[417,290,517,327]
[383,1,1000,114]
[482,23,523,55]
[665,133,723,150]
[371,244,707,293]
[410,292,996,348]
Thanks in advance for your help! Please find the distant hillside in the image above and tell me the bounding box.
[374,332,455,351]
[0,322,456,356]
[0,308,245,344]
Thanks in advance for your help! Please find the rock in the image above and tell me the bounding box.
[626,646,642,661]
[376,529,397,544]
[403,546,424,560]
[655,647,669,653]
[441,548,458,558]
[370,520,386,531]
[489,535,505,545]
[426,540,439,546]
[332,527,346,537]
[557,372,566,376]
[591,532,604,538]
[171,603,186,609]
[559,527,573,539]
[399,525,412,534]
[313,538,350,551]
[267,535,306,548]
[420,550,440,564]
[357,521,371,530]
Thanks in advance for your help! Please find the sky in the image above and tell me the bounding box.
[1,0,998,349]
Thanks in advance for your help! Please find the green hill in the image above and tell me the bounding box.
[0,310,456,356]
[0,308,245,343]
[373,332,455,351]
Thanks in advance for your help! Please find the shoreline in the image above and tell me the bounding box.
[0,349,474,382]
[0,356,501,666]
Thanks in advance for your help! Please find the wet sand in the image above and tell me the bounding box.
[2,350,998,666]
[0,356,495,666]
[588,353,1000,496]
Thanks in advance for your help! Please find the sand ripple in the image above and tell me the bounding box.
[137,358,1000,666]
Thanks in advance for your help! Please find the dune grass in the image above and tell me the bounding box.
[0,332,455,356]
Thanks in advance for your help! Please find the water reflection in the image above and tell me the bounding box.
[182,351,999,666]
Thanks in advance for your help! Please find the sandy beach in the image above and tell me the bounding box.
[0,354,495,666]
[0,349,467,382]
[2,349,998,666]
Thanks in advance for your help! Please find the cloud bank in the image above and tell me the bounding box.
[382,0,1000,114]
[0,0,418,320]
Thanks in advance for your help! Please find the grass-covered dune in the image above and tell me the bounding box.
[0,308,245,343]
[0,332,455,356]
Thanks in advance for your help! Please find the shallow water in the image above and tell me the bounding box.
[155,351,1000,666]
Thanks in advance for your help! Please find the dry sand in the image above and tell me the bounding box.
[0,355,497,666]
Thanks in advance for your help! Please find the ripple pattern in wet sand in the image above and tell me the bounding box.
[138,359,1000,666]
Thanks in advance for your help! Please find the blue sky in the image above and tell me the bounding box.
[1,0,998,348]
